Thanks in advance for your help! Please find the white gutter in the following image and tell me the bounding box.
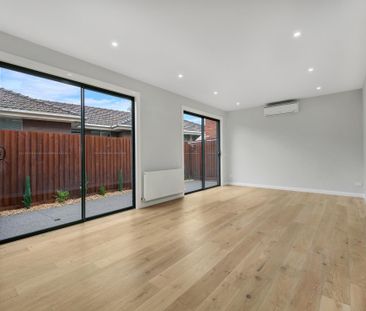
[84,123,131,131]
[184,130,201,135]
[0,108,80,123]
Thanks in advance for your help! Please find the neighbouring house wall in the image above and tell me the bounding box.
[0,117,22,130]
[23,119,71,133]
[204,119,218,139]
[0,31,225,207]
[84,129,131,137]
[225,90,364,195]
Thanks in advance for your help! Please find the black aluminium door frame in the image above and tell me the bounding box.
[0,61,136,244]
[183,110,221,195]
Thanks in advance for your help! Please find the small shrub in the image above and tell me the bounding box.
[99,185,106,196]
[85,175,89,195]
[56,190,70,203]
[23,176,32,209]
[118,170,123,192]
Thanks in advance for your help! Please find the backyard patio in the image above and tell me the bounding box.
[184,180,218,193]
[0,191,132,240]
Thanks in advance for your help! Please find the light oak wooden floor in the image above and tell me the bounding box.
[1,186,365,311]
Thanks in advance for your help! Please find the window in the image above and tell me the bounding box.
[0,117,22,130]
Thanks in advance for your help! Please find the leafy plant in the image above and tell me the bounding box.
[85,175,89,195]
[23,175,32,209]
[99,185,106,196]
[81,175,89,195]
[118,170,123,192]
[56,190,70,203]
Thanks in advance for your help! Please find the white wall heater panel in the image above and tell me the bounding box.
[143,168,184,201]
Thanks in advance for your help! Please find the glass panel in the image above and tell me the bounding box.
[184,113,203,193]
[0,67,82,241]
[204,118,219,188]
[84,89,133,218]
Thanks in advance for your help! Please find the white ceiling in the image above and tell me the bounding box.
[0,0,365,111]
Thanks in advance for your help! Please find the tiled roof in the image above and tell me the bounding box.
[183,119,201,133]
[0,88,80,117]
[0,88,130,127]
[0,88,200,133]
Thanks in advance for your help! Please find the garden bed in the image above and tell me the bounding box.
[0,190,132,217]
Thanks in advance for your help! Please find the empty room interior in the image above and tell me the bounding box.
[0,1,366,311]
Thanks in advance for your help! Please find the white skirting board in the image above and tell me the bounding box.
[228,182,364,198]
[143,168,184,201]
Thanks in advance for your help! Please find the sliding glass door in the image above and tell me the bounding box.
[204,118,220,188]
[184,113,203,193]
[84,88,134,218]
[0,62,135,243]
[0,66,82,241]
[183,112,220,194]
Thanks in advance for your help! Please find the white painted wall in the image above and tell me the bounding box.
[363,79,366,198]
[225,90,364,196]
[0,32,225,208]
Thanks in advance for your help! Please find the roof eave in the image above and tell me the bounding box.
[84,123,131,131]
[0,108,80,123]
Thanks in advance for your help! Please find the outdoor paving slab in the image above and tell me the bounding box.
[0,192,132,241]
[0,211,59,239]
[86,193,132,218]
[184,180,218,193]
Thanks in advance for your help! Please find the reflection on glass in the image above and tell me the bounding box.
[183,113,203,193]
[84,89,133,218]
[0,67,82,241]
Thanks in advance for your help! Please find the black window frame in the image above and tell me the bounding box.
[0,61,136,244]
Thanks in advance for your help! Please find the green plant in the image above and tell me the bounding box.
[118,170,123,192]
[56,190,70,203]
[23,175,32,209]
[99,185,106,196]
[81,175,89,195]
[85,175,89,195]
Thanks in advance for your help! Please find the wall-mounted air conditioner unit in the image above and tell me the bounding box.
[264,100,299,117]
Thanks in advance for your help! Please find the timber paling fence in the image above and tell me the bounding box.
[184,140,218,181]
[0,130,132,211]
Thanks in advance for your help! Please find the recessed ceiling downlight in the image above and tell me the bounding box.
[213,91,218,95]
[236,102,240,106]
[316,86,322,90]
[293,31,302,38]
[178,74,184,79]
[308,67,314,72]
[111,41,119,47]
